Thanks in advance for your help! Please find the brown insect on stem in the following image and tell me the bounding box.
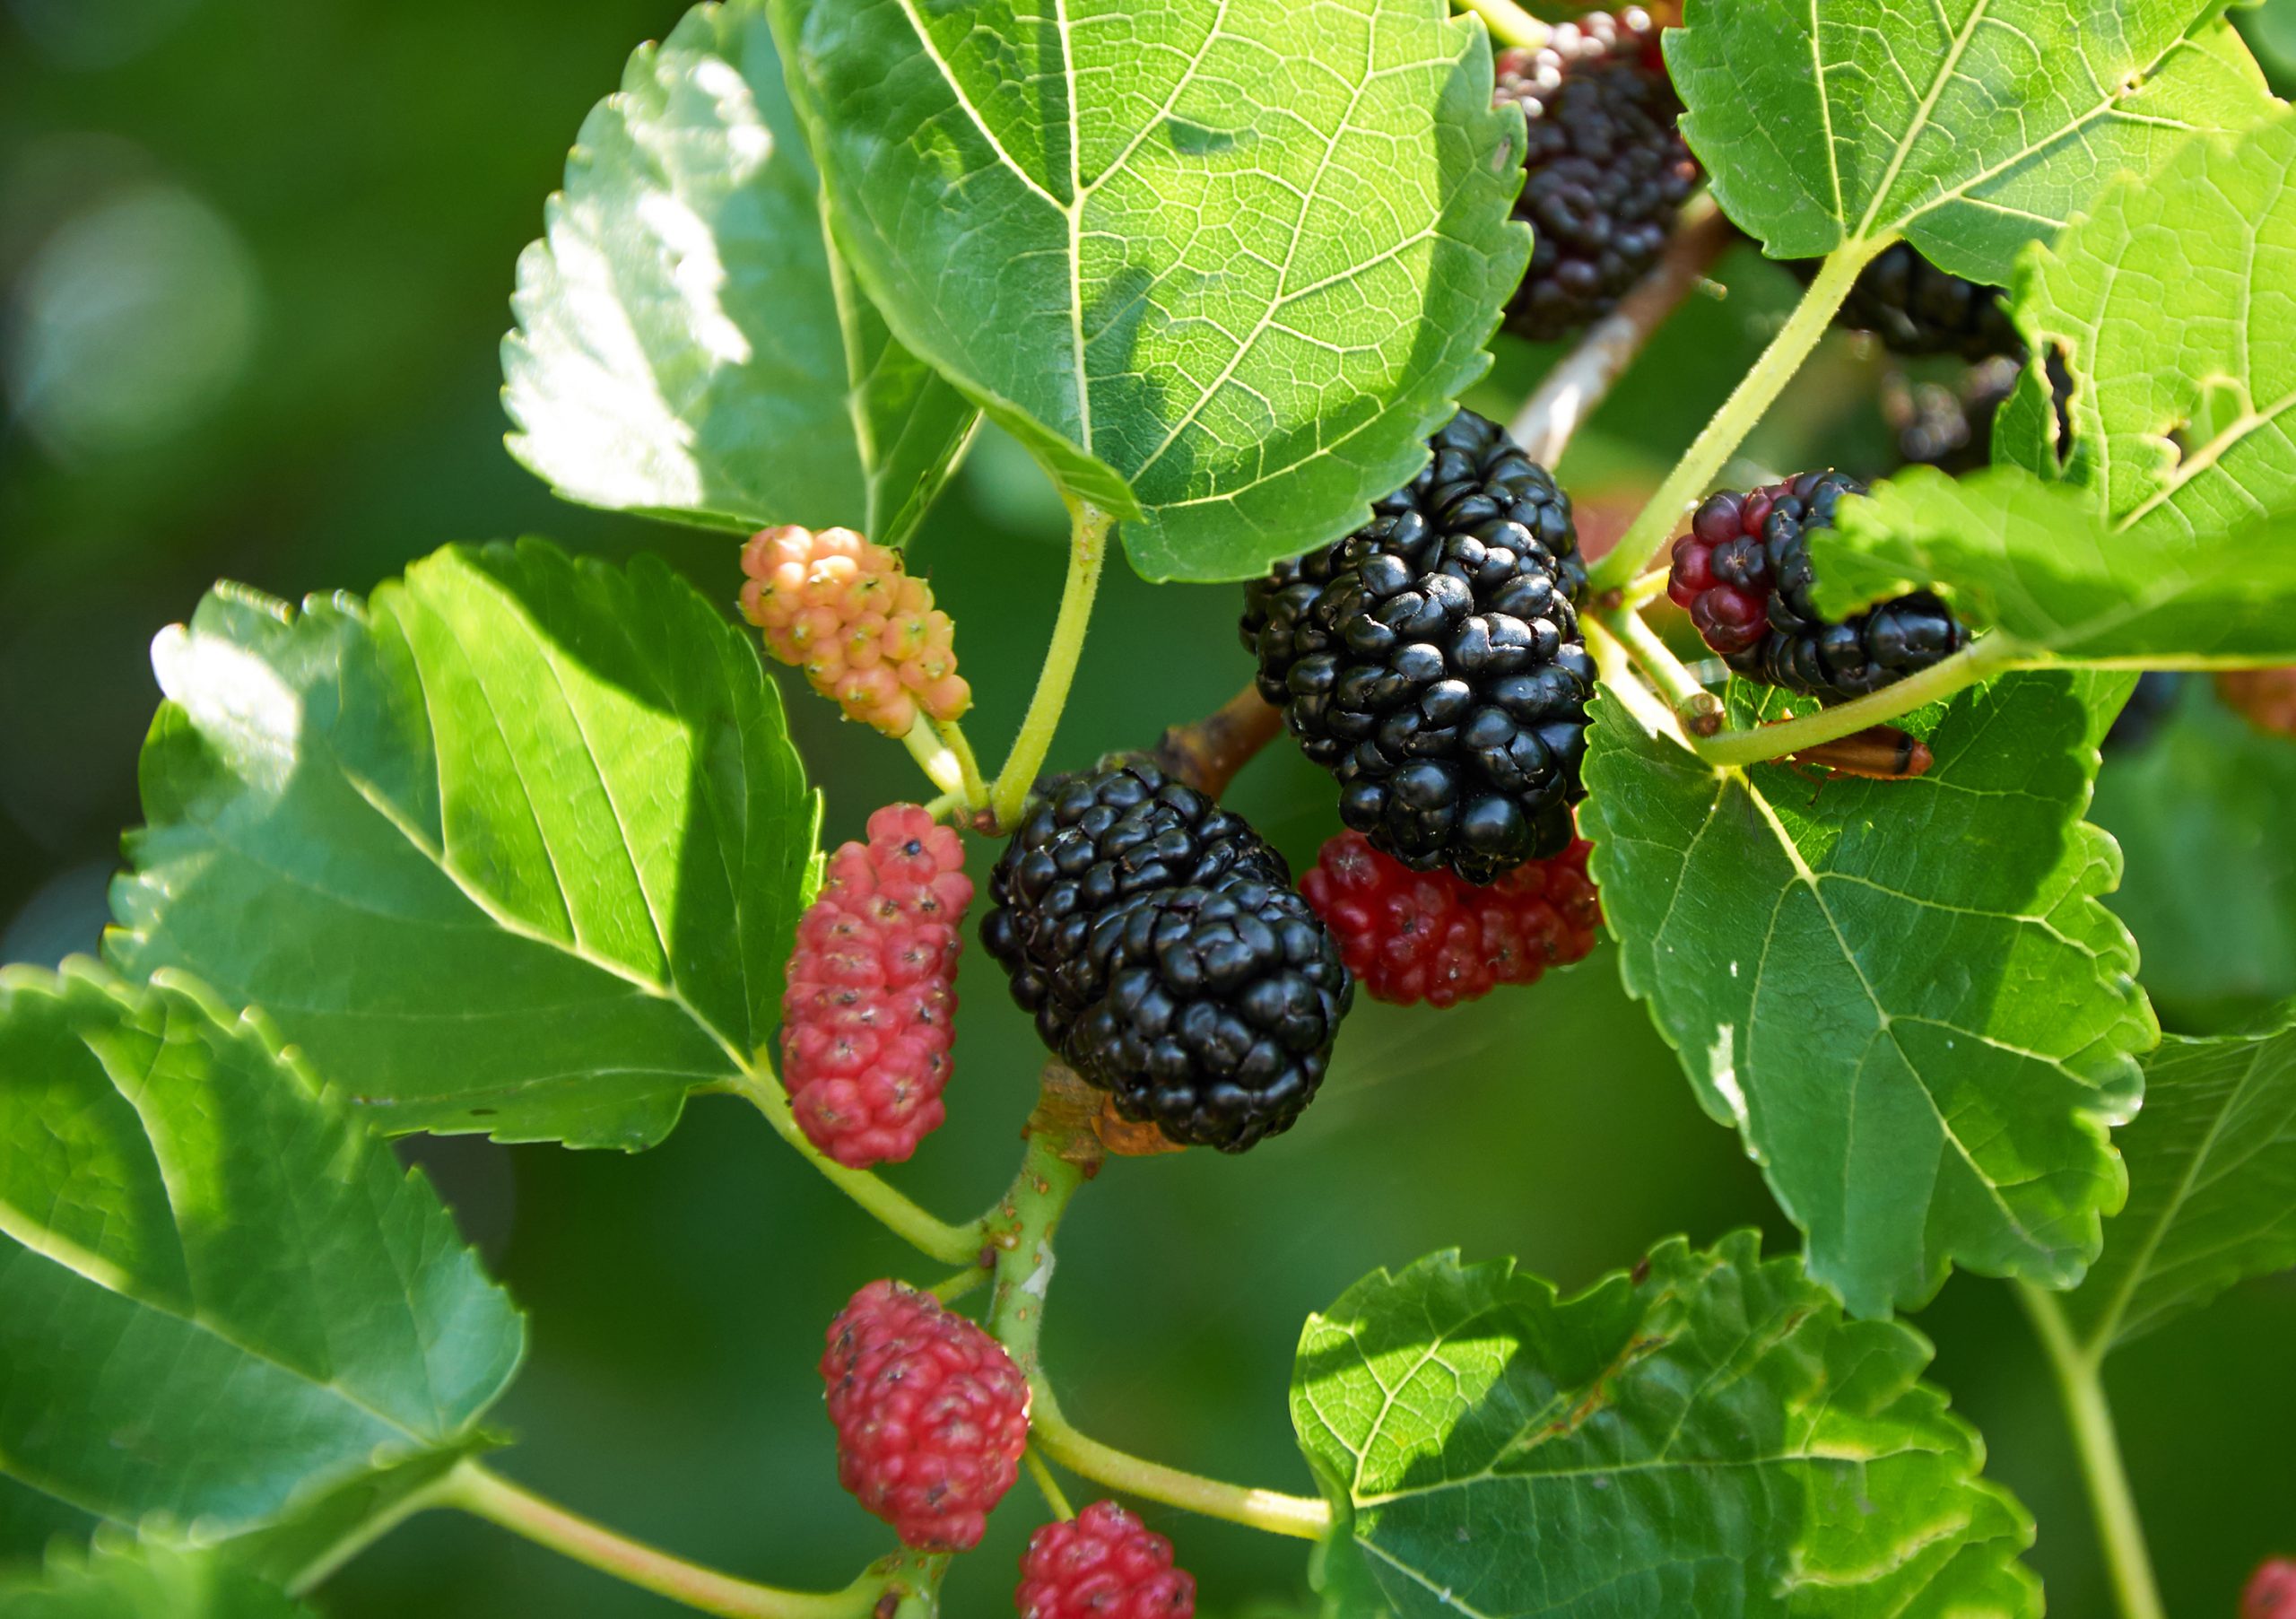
[1785,724,1934,781]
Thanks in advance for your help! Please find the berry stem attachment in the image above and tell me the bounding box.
[721,1066,983,1266]
[1586,618,1697,745]
[441,1461,897,1618]
[1588,232,1895,597]
[1509,196,1735,467]
[2014,1284,2165,1619]
[1153,682,1285,799]
[943,718,990,810]
[1457,0,1550,50]
[991,500,1113,830]
[1691,634,2026,767]
[900,718,967,801]
[1025,1447,1076,1521]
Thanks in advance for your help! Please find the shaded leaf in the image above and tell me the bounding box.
[0,1538,310,1619]
[2061,1005,2296,1354]
[1814,466,2296,663]
[1670,0,2267,282]
[2092,683,2296,1031]
[503,0,976,544]
[1292,1234,2038,1617]
[0,963,523,1535]
[109,539,818,1149]
[769,0,1527,580]
[1580,675,2152,1316]
[1999,111,2296,541]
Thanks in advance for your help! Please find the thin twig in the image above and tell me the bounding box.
[1457,0,1550,50]
[1509,196,1735,467]
[1153,682,1284,799]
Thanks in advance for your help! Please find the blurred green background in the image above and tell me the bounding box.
[4,2,2294,1614]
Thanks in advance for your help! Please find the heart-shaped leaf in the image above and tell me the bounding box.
[769,0,1527,581]
[1813,466,2296,664]
[1292,1234,2039,1617]
[1581,674,2152,1317]
[0,963,523,1536]
[2058,1004,2296,1355]
[1669,0,2269,282]
[1998,112,2296,545]
[108,540,819,1150]
[503,0,977,544]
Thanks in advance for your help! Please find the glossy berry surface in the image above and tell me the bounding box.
[1493,10,1700,341]
[1016,1501,1196,1619]
[1301,831,1599,1008]
[1242,410,1594,883]
[2246,1559,2296,1619]
[780,805,971,1169]
[982,758,1352,1152]
[739,525,968,736]
[821,1281,1028,1551]
[1667,471,1966,700]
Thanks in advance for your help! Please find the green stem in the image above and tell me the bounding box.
[723,1068,982,1266]
[444,1463,892,1619]
[1025,1448,1076,1521]
[2014,1284,2165,1619]
[987,1125,1091,1375]
[991,502,1112,830]
[900,719,965,800]
[1457,0,1549,49]
[1604,605,1718,727]
[1585,618,1695,745]
[1587,234,1892,597]
[1028,1391,1330,1542]
[286,1468,463,1595]
[1692,634,2026,768]
[942,718,990,811]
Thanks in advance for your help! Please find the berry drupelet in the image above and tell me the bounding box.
[1667,471,1967,701]
[1300,831,1600,1008]
[1016,1501,1196,1619]
[739,525,969,736]
[981,758,1352,1153]
[1493,9,1701,341]
[779,805,971,1169]
[820,1281,1029,1551]
[1243,409,1595,883]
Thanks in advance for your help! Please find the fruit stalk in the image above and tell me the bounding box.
[991,500,1113,830]
[1458,0,1550,50]
[1589,234,1891,596]
[1690,633,2024,767]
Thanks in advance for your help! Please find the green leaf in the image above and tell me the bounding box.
[769,0,1527,581]
[502,0,977,545]
[0,1538,312,1619]
[1669,0,2269,283]
[109,539,819,1149]
[0,962,523,1536]
[1813,466,2296,663]
[1997,112,2296,545]
[2092,684,2296,1030]
[1292,1233,2039,1617]
[2057,1005,2296,1354]
[1580,674,2152,1317]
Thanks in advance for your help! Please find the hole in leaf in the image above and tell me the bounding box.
[2044,342,2076,473]
[2166,377,2251,468]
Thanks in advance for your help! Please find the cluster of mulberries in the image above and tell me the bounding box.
[1017,1501,1196,1618]
[981,758,1352,1152]
[779,805,972,1169]
[1300,831,1599,1008]
[1242,410,1594,883]
[1494,8,1701,341]
[1667,471,1967,700]
[739,525,969,736]
[820,1280,1029,1550]
[1802,242,2022,362]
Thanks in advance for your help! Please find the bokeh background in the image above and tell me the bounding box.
[5,3,2295,1613]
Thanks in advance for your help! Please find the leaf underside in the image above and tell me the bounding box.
[770,0,1529,581]
[0,963,522,1536]
[1292,1234,2039,1617]
[1581,675,2152,1318]
[503,0,977,545]
[108,539,819,1150]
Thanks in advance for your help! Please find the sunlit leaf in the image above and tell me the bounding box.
[1580,675,2152,1317]
[109,540,819,1149]
[769,0,1527,580]
[0,1538,310,1619]
[1670,0,2268,282]
[503,0,976,544]
[0,963,522,1535]
[1292,1234,2039,1616]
